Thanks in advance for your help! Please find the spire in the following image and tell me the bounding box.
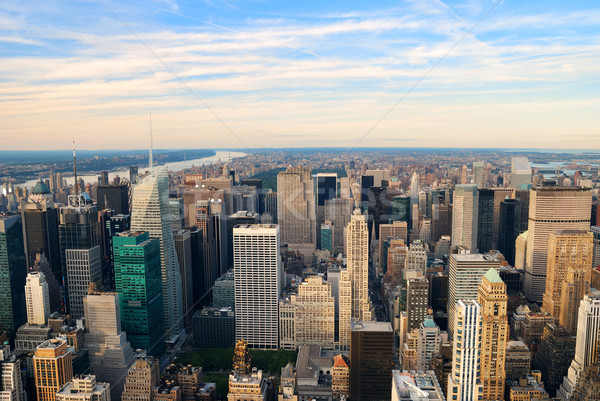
[149,112,154,177]
[73,138,78,194]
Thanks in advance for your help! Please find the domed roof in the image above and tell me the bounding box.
[32,180,51,194]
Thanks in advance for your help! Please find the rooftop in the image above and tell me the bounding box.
[483,267,504,284]
[351,320,393,333]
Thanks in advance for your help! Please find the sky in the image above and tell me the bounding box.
[1,0,600,150]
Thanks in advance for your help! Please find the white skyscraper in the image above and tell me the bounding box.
[452,184,479,252]
[510,157,531,190]
[524,187,592,302]
[346,209,371,321]
[447,300,483,401]
[234,224,282,349]
[473,162,485,188]
[65,246,102,320]
[130,167,184,340]
[25,272,51,325]
[557,290,600,401]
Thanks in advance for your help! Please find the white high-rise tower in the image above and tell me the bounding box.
[234,224,282,349]
[130,167,184,340]
[25,271,51,325]
[346,209,371,321]
[452,184,479,252]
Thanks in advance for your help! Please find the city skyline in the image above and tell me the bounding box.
[1,0,600,150]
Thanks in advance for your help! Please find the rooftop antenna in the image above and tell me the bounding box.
[149,113,154,177]
[73,138,78,194]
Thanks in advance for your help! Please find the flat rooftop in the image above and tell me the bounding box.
[351,320,393,332]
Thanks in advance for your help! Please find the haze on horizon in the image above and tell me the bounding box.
[1,0,599,151]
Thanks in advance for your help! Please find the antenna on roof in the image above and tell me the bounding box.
[73,138,78,194]
[149,113,154,177]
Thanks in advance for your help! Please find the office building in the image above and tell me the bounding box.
[231,185,258,214]
[447,300,482,401]
[557,291,600,401]
[320,220,333,254]
[121,353,160,401]
[65,246,102,320]
[391,370,445,401]
[325,198,353,256]
[264,190,277,223]
[98,210,130,291]
[478,268,508,401]
[380,221,409,272]
[509,374,549,401]
[0,215,27,338]
[477,188,494,253]
[524,187,592,302]
[130,167,184,342]
[384,239,408,286]
[492,188,515,249]
[277,166,316,251]
[97,185,130,215]
[25,271,51,325]
[447,253,500,338]
[56,375,110,401]
[511,157,531,190]
[83,291,135,400]
[31,251,62,314]
[416,319,442,370]
[234,225,281,349]
[173,229,195,327]
[570,365,600,401]
[192,306,235,349]
[498,198,518,266]
[432,204,451,244]
[451,185,479,252]
[473,162,485,188]
[21,182,60,276]
[213,269,234,309]
[129,166,139,185]
[332,354,350,398]
[347,209,371,321]
[533,323,576,397]
[350,320,393,401]
[113,231,165,358]
[406,277,429,332]
[505,341,531,381]
[227,340,268,400]
[34,339,74,401]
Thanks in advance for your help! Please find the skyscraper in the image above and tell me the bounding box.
[32,251,62,314]
[113,231,165,358]
[55,375,110,401]
[25,271,51,325]
[65,246,102,320]
[452,185,479,252]
[542,231,593,334]
[447,253,500,338]
[277,167,316,252]
[121,353,160,401]
[406,277,429,332]
[473,162,485,188]
[477,189,494,253]
[83,291,135,400]
[478,268,508,401]
[557,291,600,401]
[325,198,354,256]
[130,167,184,342]
[447,300,483,401]
[34,339,74,401]
[346,209,371,321]
[511,157,531,190]
[172,228,194,327]
[97,184,130,215]
[0,215,27,338]
[234,224,281,349]
[524,187,591,302]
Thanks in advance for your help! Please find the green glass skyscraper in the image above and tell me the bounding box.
[0,215,27,339]
[113,231,165,357]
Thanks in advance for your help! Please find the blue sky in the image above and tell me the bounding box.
[1,0,599,150]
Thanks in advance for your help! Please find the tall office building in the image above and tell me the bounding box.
[338,268,352,351]
[97,185,130,215]
[346,209,371,321]
[492,188,515,249]
[277,167,316,250]
[524,187,592,302]
[31,251,62,314]
[452,185,479,252]
[473,162,485,188]
[173,229,194,327]
[350,320,393,401]
[557,291,600,401]
[234,224,281,349]
[315,173,337,249]
[25,271,51,325]
[0,215,27,339]
[98,210,130,291]
[129,166,139,185]
[431,203,451,243]
[130,167,184,342]
[21,180,60,277]
[406,277,429,332]
[498,198,517,265]
[83,291,135,400]
[478,268,508,401]
[542,231,593,333]
[0,348,25,401]
[447,300,483,401]
[416,318,441,370]
[477,189,494,253]
[534,323,576,397]
[325,198,353,256]
[113,231,165,358]
[121,353,160,401]
[34,339,74,401]
[65,246,102,320]
[447,253,500,339]
[379,221,409,273]
[511,157,532,190]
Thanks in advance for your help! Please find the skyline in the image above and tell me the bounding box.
[2,0,600,150]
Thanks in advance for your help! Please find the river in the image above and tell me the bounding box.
[21,150,247,189]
